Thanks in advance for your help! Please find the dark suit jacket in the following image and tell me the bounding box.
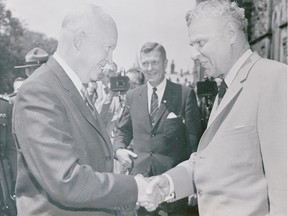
[12,57,138,216]
[113,80,201,176]
[0,98,17,182]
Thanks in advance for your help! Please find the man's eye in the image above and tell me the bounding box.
[151,61,158,66]
[199,41,206,47]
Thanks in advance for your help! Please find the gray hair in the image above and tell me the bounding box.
[186,0,248,35]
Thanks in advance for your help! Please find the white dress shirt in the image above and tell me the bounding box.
[53,52,83,97]
[147,79,167,112]
[208,49,252,127]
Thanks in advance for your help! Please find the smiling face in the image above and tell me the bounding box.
[140,49,167,87]
[188,17,233,78]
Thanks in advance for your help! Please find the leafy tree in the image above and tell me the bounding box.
[0,0,57,94]
[0,0,23,93]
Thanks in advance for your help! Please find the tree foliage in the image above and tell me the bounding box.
[0,0,57,93]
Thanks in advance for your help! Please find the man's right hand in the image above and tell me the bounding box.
[115,149,137,170]
[143,175,171,211]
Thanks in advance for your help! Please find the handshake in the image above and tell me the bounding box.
[134,174,171,212]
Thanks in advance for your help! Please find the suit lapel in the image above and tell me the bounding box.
[46,57,112,151]
[208,52,261,127]
[151,81,172,131]
[137,85,151,127]
[200,52,262,150]
[198,89,242,151]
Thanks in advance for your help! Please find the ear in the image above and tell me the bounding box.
[164,58,168,69]
[224,22,238,45]
[73,31,86,50]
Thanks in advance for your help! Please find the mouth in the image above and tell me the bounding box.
[146,71,157,76]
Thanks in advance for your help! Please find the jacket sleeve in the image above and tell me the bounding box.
[183,88,202,153]
[165,152,197,201]
[257,61,287,215]
[13,80,138,210]
[113,92,134,152]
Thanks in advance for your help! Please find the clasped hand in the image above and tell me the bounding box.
[135,174,170,212]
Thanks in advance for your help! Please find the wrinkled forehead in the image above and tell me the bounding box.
[188,17,224,40]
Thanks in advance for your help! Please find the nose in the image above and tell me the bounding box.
[147,63,152,71]
[190,46,200,61]
[106,48,113,64]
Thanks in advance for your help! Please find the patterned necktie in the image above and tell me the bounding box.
[150,87,158,126]
[81,85,95,114]
[218,80,227,105]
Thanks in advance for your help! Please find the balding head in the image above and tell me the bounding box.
[57,4,118,84]
[61,5,116,37]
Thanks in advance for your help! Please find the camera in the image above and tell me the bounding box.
[109,75,130,92]
[196,79,218,97]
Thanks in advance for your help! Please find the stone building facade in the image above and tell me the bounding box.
[239,0,287,64]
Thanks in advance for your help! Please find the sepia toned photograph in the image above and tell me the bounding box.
[0,0,287,215]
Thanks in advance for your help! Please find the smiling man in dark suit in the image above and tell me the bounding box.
[113,42,202,215]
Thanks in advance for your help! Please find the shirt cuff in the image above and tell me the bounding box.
[162,173,176,202]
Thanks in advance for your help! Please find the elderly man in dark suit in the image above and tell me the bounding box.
[12,4,158,216]
[113,42,202,215]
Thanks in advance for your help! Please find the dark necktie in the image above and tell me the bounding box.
[218,80,227,105]
[81,85,95,114]
[150,87,158,126]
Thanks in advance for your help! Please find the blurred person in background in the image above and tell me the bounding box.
[94,62,118,113]
[126,67,145,89]
[0,97,17,216]
[7,77,26,104]
[9,47,49,104]
[14,47,49,78]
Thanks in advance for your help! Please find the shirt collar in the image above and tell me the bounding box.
[224,49,252,87]
[53,52,83,95]
[147,78,167,92]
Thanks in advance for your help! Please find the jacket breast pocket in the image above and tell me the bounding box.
[223,125,255,136]
[164,117,184,137]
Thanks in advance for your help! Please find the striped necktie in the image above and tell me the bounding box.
[81,85,95,114]
[150,87,158,126]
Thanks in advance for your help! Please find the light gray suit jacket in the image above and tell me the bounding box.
[12,57,138,216]
[166,52,287,216]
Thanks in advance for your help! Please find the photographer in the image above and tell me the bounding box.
[94,62,133,139]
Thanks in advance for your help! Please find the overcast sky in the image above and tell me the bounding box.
[5,0,196,72]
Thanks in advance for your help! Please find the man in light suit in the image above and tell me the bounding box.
[113,42,202,215]
[143,0,287,216]
[12,4,159,216]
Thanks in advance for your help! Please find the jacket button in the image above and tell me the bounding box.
[150,152,154,156]
[197,189,203,197]
[105,155,112,161]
